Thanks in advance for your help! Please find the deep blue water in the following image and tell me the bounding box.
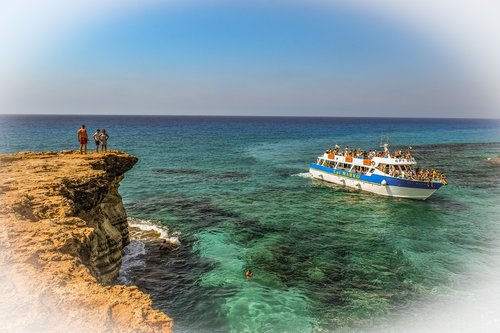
[1,115,499,332]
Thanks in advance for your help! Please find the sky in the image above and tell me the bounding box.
[0,0,499,117]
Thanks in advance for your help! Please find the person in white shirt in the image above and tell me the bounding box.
[92,129,100,152]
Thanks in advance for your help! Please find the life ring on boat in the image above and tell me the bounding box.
[381,179,387,186]
[371,161,375,166]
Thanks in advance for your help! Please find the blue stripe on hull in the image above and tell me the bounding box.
[310,164,443,190]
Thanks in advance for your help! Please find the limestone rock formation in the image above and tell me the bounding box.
[0,151,172,333]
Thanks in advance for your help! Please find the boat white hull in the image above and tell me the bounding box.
[309,168,438,200]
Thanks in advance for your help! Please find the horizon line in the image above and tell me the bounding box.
[1,113,500,121]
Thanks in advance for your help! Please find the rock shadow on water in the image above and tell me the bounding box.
[206,171,249,181]
[427,194,470,213]
[151,168,249,182]
[151,168,207,175]
[125,195,241,232]
[272,167,305,178]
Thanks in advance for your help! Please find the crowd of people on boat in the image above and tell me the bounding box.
[415,168,447,184]
[325,145,413,160]
[324,144,447,184]
[387,166,447,184]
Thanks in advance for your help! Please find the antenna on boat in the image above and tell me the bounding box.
[380,134,389,149]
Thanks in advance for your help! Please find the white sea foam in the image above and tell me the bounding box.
[128,217,181,245]
[118,218,181,284]
[292,172,312,179]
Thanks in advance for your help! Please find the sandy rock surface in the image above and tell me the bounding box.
[0,151,172,333]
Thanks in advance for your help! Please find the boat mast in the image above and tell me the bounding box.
[380,134,390,154]
[380,134,389,148]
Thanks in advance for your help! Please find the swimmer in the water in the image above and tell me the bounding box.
[159,240,168,250]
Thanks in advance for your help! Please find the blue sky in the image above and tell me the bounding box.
[53,3,447,79]
[5,1,486,117]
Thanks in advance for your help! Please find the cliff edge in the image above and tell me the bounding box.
[0,151,172,333]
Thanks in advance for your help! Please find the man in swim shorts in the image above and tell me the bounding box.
[77,124,88,154]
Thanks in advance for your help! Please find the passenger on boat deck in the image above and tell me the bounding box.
[405,147,413,158]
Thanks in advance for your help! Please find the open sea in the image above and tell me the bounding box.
[1,115,500,332]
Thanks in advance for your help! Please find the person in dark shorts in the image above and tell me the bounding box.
[93,129,101,152]
[77,124,88,154]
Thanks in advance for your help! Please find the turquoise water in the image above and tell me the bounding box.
[1,115,500,332]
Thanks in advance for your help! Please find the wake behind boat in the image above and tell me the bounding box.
[309,143,447,200]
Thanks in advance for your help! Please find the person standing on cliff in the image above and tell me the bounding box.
[77,124,88,154]
[93,129,101,153]
[100,129,109,153]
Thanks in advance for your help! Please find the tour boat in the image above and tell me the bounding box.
[309,144,447,200]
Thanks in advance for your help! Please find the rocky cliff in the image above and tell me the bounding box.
[0,151,172,333]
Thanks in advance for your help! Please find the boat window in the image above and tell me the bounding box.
[318,159,324,165]
[403,165,414,172]
[378,163,389,174]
